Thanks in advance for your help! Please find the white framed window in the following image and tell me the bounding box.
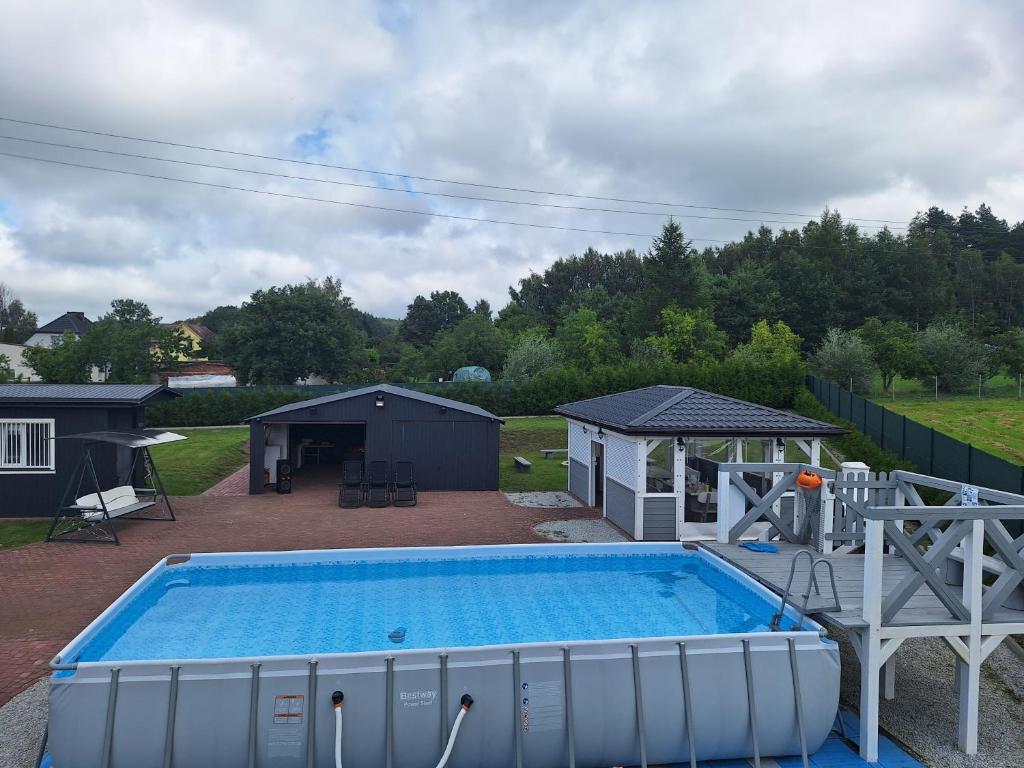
[0,419,55,472]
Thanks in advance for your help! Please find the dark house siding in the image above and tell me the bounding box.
[605,478,635,538]
[248,390,500,493]
[642,497,676,541]
[0,404,144,518]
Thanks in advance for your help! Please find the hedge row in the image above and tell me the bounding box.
[146,358,807,427]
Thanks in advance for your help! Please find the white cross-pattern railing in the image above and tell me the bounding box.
[855,471,1024,627]
[716,462,837,545]
[715,462,1024,763]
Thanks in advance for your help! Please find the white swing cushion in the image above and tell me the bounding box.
[77,486,151,522]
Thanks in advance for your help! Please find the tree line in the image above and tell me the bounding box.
[2,202,1022,391]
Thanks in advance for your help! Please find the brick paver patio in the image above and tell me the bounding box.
[0,468,598,706]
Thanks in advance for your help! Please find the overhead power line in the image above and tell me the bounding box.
[0,149,674,240]
[0,133,898,231]
[0,150,941,253]
[0,115,910,226]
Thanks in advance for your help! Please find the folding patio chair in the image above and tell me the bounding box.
[392,460,417,507]
[366,460,390,507]
[338,459,365,508]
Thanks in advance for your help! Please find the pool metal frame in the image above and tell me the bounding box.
[49,543,839,768]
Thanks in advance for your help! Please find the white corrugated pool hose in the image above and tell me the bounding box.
[434,694,474,768]
[332,691,344,768]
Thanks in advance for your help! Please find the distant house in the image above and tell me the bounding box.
[162,360,237,389]
[24,311,93,349]
[0,343,37,381]
[24,312,107,382]
[161,321,214,361]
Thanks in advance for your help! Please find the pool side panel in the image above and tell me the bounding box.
[49,634,838,768]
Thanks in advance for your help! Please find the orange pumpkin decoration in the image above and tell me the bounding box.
[796,470,823,490]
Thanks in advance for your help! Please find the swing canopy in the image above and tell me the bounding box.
[47,429,186,544]
[55,429,187,448]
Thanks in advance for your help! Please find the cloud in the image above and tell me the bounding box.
[0,0,1021,323]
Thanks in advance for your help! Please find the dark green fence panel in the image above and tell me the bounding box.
[863,400,883,445]
[805,375,1024,498]
[931,431,970,484]
[838,389,852,422]
[882,409,904,455]
[848,393,866,433]
[970,448,1022,495]
[904,419,933,474]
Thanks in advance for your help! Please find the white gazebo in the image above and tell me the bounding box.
[554,385,846,540]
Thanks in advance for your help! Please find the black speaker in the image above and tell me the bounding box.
[277,459,293,494]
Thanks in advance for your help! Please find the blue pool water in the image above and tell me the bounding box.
[77,552,794,662]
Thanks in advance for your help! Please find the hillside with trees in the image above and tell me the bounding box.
[10,203,1024,395]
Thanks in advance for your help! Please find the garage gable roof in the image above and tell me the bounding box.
[246,384,503,422]
[0,383,179,406]
[555,385,845,437]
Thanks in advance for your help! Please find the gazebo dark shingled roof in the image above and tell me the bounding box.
[554,385,846,437]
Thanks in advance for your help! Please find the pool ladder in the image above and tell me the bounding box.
[770,550,842,631]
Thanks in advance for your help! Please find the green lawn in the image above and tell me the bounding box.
[878,398,1024,466]
[150,427,250,496]
[0,519,51,550]
[500,416,568,492]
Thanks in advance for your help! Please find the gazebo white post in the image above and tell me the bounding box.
[716,463,732,543]
[717,438,743,543]
[635,437,646,540]
[957,516,985,754]
[809,438,821,468]
[772,437,786,521]
[673,437,687,539]
[859,517,885,763]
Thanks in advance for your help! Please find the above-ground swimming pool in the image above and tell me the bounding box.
[50,543,840,767]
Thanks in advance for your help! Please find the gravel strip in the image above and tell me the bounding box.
[0,679,46,768]
[505,491,582,508]
[835,632,1024,768]
[533,518,628,542]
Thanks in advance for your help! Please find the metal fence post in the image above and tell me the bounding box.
[929,428,935,475]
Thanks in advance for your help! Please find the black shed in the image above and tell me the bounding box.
[245,384,502,494]
[0,384,180,518]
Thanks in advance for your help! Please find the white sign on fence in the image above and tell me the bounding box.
[960,484,979,506]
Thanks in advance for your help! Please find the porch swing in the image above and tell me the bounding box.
[46,429,187,544]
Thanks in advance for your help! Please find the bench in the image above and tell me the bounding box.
[74,486,157,522]
[514,456,532,473]
[540,448,568,459]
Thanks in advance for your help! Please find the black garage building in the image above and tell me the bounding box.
[0,384,179,518]
[245,384,502,493]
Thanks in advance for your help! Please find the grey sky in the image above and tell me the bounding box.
[0,0,1021,323]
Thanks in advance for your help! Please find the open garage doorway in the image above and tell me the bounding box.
[289,422,366,470]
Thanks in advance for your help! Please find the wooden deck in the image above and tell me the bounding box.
[701,541,1024,631]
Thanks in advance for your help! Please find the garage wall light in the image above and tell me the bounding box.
[375,395,385,408]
